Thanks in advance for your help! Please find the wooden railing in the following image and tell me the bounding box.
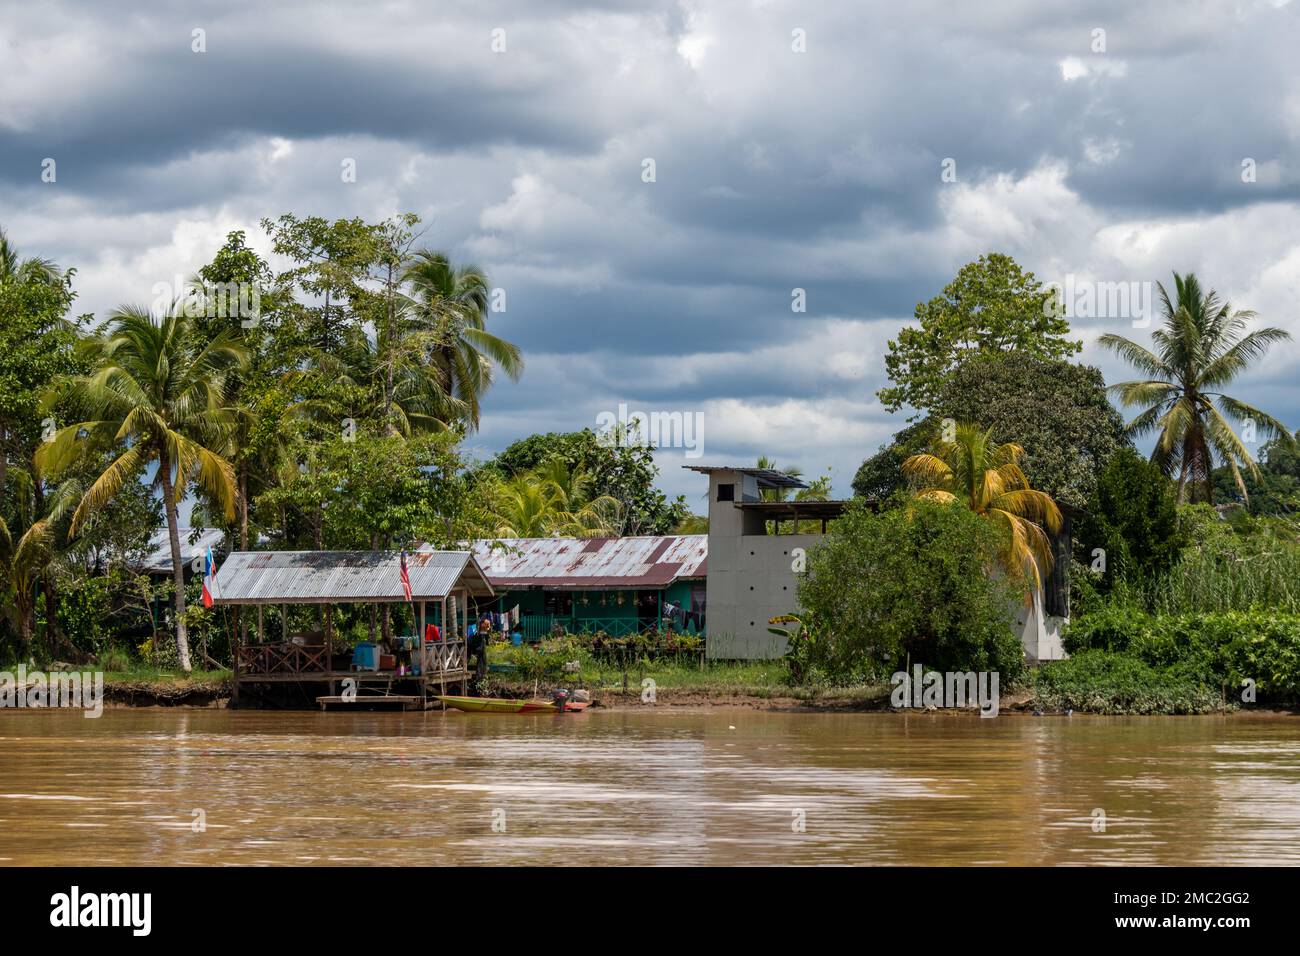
[237,642,329,675]
[237,639,469,678]
[422,639,466,675]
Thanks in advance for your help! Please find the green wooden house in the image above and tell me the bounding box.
[469,535,707,640]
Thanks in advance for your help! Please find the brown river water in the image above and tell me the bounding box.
[2,708,1299,866]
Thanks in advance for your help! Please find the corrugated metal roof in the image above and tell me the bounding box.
[135,527,226,574]
[682,465,807,489]
[467,535,707,589]
[211,550,493,604]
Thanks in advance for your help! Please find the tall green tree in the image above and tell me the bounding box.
[879,253,1080,417]
[0,229,78,498]
[1075,446,1183,591]
[1100,272,1293,504]
[38,308,249,672]
[401,250,523,430]
[931,354,1126,508]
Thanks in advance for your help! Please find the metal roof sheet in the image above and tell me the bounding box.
[682,465,807,489]
[135,527,226,573]
[211,550,493,604]
[467,535,707,589]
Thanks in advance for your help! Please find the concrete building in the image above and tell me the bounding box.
[685,465,850,660]
[684,464,1072,663]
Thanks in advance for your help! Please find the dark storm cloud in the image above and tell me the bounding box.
[3,0,1299,492]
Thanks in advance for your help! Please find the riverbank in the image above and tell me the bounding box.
[4,662,1292,715]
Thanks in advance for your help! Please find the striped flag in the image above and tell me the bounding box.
[201,547,216,609]
[399,549,413,603]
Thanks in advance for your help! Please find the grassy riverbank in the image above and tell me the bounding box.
[6,652,1293,715]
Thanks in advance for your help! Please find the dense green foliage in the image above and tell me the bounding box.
[1074,447,1184,591]
[490,428,687,535]
[1212,437,1300,513]
[878,253,1080,417]
[1031,651,1223,715]
[933,354,1125,508]
[795,499,1027,683]
[1064,611,1300,701]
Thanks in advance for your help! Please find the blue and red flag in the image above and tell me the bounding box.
[201,546,216,608]
[400,549,413,603]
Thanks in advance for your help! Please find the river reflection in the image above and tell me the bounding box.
[1,709,1298,865]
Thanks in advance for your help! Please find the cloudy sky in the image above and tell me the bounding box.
[3,0,1300,503]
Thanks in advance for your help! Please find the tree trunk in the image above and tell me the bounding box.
[314,507,324,629]
[42,574,59,658]
[158,447,193,673]
[238,461,249,550]
[384,262,395,430]
[0,422,8,499]
[19,607,33,663]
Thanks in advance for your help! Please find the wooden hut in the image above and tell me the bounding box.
[211,550,494,709]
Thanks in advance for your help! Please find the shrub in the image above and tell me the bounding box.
[1032,650,1222,715]
[1066,610,1300,701]
[797,499,1027,683]
[1063,605,1153,654]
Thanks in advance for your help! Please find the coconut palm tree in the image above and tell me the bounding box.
[755,455,803,501]
[1099,272,1293,504]
[903,422,1062,591]
[488,476,566,538]
[534,458,621,534]
[0,466,83,660]
[487,464,619,539]
[0,225,61,285]
[0,471,58,659]
[401,250,523,430]
[37,307,249,672]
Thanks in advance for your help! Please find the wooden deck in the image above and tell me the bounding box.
[316,694,426,711]
[233,639,472,708]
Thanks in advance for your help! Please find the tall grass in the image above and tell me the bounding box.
[1137,546,1300,614]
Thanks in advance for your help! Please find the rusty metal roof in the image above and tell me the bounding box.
[468,535,707,589]
[211,550,494,605]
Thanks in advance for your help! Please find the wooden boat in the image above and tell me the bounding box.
[435,695,590,714]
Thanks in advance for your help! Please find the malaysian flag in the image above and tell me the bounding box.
[399,549,413,603]
[201,546,216,609]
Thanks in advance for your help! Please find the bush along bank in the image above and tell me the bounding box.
[1029,610,1300,714]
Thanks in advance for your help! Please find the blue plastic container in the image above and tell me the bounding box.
[353,642,379,670]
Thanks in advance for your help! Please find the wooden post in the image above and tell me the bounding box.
[257,604,264,642]
[440,598,448,704]
[232,602,242,707]
[281,603,288,641]
[324,604,332,677]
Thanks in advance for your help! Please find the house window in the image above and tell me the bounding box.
[543,592,573,615]
[717,483,735,502]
